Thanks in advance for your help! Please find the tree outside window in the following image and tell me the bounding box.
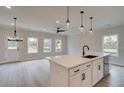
[8,38,17,50]
[44,39,52,52]
[55,39,62,52]
[103,35,118,56]
[28,37,38,54]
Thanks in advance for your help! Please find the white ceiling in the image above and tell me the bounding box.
[0,6,124,35]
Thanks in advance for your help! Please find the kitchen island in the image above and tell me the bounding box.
[48,53,109,87]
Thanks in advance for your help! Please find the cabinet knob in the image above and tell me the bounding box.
[98,65,101,70]
[74,69,80,73]
[82,73,85,80]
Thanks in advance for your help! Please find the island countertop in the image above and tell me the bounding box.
[47,52,109,69]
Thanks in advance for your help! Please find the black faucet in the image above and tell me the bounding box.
[83,45,90,56]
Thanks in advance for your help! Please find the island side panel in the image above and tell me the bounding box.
[50,61,69,87]
[103,55,110,76]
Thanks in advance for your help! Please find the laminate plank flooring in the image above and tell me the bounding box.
[0,59,124,87]
[0,59,50,87]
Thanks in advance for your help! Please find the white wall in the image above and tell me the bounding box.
[1,25,124,66]
[0,27,67,62]
[0,30,5,61]
[67,26,124,66]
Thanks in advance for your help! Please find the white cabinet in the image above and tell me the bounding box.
[92,58,103,86]
[70,65,92,87]
[50,57,104,87]
[92,62,99,85]
[50,62,69,87]
[98,61,103,80]
[70,72,81,87]
[81,68,92,87]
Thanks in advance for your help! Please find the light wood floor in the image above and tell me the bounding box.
[0,59,50,87]
[0,59,124,87]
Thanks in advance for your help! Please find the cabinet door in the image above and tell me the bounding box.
[92,58,104,86]
[81,68,92,87]
[70,73,81,87]
[92,62,99,86]
[98,62,103,80]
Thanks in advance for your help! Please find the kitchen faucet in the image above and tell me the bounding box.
[83,45,90,56]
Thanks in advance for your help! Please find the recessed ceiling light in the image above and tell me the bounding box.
[56,20,60,23]
[6,6,11,9]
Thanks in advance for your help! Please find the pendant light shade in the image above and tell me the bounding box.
[89,17,93,33]
[8,17,23,42]
[80,11,84,32]
[66,6,70,28]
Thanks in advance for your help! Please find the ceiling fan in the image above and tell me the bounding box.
[56,27,66,33]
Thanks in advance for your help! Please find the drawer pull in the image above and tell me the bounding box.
[86,64,91,67]
[98,65,101,70]
[82,73,85,80]
[74,69,80,72]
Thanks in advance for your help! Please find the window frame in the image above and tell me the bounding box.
[55,39,62,52]
[43,38,52,53]
[27,37,38,54]
[102,34,119,56]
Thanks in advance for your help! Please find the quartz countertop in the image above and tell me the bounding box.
[47,52,109,69]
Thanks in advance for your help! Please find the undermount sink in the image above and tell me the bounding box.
[82,55,98,59]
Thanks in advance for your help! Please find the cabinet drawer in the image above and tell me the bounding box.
[69,62,91,76]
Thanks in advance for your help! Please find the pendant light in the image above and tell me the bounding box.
[66,6,70,29]
[80,11,84,32]
[89,17,93,33]
[8,17,23,42]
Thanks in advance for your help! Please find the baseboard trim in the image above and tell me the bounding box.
[0,58,47,65]
[111,63,124,68]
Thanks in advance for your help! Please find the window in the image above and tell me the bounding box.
[8,41,17,50]
[43,39,52,52]
[55,39,62,52]
[103,35,118,56]
[28,37,38,54]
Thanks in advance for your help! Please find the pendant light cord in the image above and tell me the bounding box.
[80,11,84,27]
[14,17,17,37]
[8,17,23,42]
[67,6,69,21]
[66,6,70,24]
[91,17,92,29]
[90,17,93,31]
